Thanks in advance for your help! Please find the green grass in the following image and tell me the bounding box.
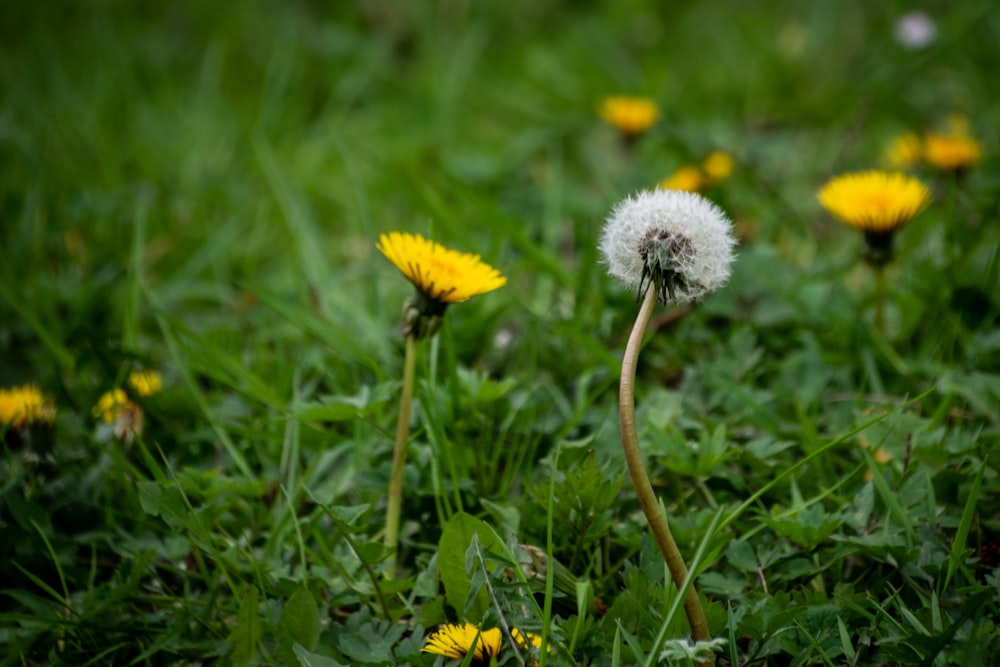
[2,1,1000,665]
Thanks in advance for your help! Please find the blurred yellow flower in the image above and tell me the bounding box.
[702,151,735,183]
[598,96,660,137]
[924,132,981,172]
[885,132,922,168]
[422,624,502,660]
[377,232,506,305]
[659,165,705,192]
[818,171,931,234]
[93,389,135,424]
[513,627,543,649]
[128,370,162,397]
[0,385,56,429]
[658,152,734,193]
[93,388,145,442]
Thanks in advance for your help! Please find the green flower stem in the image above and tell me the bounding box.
[620,284,713,657]
[874,266,886,334]
[385,333,418,579]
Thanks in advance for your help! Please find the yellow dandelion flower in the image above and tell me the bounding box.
[885,132,922,169]
[128,370,162,397]
[93,389,134,424]
[924,132,981,172]
[378,232,506,340]
[93,388,144,442]
[512,627,543,649]
[377,232,506,305]
[422,624,502,661]
[818,171,931,234]
[702,151,735,183]
[818,171,931,267]
[598,96,660,137]
[658,165,705,193]
[0,385,56,429]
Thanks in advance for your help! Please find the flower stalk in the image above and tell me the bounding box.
[619,282,713,658]
[384,333,418,579]
[377,231,506,579]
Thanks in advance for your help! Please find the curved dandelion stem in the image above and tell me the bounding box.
[385,333,418,579]
[620,284,713,659]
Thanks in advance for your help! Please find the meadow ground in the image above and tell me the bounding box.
[1,2,999,665]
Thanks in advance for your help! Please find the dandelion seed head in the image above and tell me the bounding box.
[600,189,736,304]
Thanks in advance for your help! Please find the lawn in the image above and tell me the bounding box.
[1,2,999,665]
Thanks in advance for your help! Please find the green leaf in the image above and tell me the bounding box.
[726,540,758,573]
[945,456,987,589]
[137,481,188,530]
[293,644,348,667]
[837,615,856,661]
[282,587,321,651]
[437,511,503,622]
[229,586,261,667]
[323,503,371,532]
[859,446,915,543]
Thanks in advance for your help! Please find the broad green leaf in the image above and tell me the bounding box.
[229,586,261,667]
[137,481,188,530]
[282,587,321,651]
[437,511,503,623]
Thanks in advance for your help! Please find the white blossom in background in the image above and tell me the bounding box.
[895,11,937,50]
[600,189,736,304]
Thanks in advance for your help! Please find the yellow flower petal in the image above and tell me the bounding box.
[93,389,133,424]
[924,132,981,171]
[598,96,660,136]
[702,151,734,183]
[818,171,931,233]
[658,165,705,193]
[377,232,506,304]
[128,370,162,397]
[0,385,56,429]
[422,624,503,660]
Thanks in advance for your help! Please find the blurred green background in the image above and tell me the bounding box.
[2,1,999,665]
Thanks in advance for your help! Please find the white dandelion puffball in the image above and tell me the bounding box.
[600,189,736,304]
[894,11,936,50]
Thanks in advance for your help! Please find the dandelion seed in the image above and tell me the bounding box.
[598,95,660,138]
[0,385,56,430]
[600,189,736,304]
